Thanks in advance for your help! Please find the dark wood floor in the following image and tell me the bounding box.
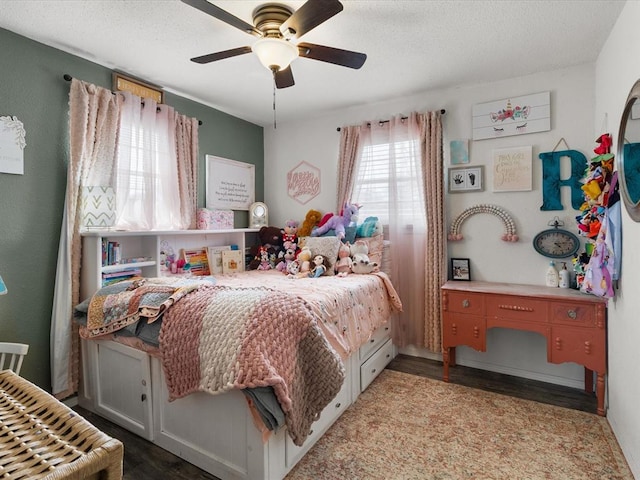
[74,355,598,480]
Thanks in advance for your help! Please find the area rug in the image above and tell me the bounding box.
[285,369,633,480]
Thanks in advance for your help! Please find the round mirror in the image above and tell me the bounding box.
[617,79,640,222]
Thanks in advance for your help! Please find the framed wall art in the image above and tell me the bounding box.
[472,91,550,140]
[492,145,533,192]
[451,258,471,281]
[206,155,255,210]
[448,166,484,193]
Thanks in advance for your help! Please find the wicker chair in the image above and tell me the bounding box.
[0,342,29,375]
[0,370,123,479]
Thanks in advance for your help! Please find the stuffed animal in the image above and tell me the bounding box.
[309,255,330,278]
[276,246,297,273]
[298,209,323,237]
[286,260,300,277]
[311,203,360,240]
[335,242,353,277]
[282,219,299,251]
[349,239,379,274]
[248,226,284,270]
[256,246,272,270]
[296,246,312,274]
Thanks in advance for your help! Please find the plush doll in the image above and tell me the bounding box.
[282,220,299,251]
[335,242,353,277]
[276,246,297,273]
[296,246,312,274]
[298,209,323,238]
[256,246,272,270]
[311,203,360,240]
[309,255,330,278]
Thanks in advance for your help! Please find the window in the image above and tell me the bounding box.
[353,136,425,231]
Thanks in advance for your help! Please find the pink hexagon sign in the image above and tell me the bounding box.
[287,161,321,205]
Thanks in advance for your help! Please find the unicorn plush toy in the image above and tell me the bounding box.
[311,203,360,240]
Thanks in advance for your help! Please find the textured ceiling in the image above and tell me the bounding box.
[0,0,626,127]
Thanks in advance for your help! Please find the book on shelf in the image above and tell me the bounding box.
[101,239,122,266]
[222,250,244,274]
[101,268,142,286]
[182,247,211,276]
[207,245,232,274]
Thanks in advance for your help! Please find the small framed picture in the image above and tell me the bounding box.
[448,166,484,193]
[451,258,471,281]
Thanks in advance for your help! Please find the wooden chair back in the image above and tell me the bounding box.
[0,342,29,375]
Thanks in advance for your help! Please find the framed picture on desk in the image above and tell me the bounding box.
[451,258,471,281]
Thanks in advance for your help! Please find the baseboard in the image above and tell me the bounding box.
[397,346,585,390]
[607,408,640,479]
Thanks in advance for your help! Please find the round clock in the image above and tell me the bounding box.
[532,228,580,258]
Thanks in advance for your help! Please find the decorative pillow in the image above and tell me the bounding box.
[304,236,341,276]
[355,233,384,267]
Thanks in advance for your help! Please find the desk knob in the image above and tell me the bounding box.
[584,341,591,354]
[462,299,470,308]
[451,323,457,335]
[567,310,577,319]
[555,337,562,350]
[473,326,479,338]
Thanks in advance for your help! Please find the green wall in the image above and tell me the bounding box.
[0,28,264,391]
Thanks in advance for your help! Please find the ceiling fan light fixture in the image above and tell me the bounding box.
[252,37,298,72]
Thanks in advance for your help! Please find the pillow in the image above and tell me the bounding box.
[304,236,341,276]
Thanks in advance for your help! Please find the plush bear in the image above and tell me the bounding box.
[298,209,323,238]
[248,226,284,270]
[335,242,353,277]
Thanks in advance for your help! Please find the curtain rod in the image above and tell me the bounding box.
[336,109,445,132]
[63,74,203,126]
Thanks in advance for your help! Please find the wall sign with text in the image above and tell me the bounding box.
[206,155,255,210]
[287,161,321,204]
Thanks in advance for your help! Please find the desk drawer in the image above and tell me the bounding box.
[442,313,486,351]
[550,325,606,372]
[550,302,596,327]
[486,296,547,323]
[442,291,484,315]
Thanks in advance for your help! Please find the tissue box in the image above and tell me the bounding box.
[197,208,234,230]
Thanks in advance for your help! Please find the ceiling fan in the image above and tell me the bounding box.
[181,0,367,89]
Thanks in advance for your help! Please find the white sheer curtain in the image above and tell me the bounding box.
[115,92,185,230]
[352,113,441,348]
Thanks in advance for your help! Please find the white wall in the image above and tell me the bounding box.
[594,1,640,476]
[265,63,596,388]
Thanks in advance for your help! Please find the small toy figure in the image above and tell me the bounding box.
[286,260,300,278]
[276,246,297,273]
[309,255,330,278]
[297,246,312,274]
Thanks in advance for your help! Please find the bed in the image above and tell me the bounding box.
[76,269,402,479]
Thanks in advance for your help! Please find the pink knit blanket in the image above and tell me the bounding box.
[159,285,345,446]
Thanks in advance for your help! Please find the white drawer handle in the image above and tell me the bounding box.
[371,368,377,374]
[335,402,341,409]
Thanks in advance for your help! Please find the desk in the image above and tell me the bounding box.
[441,281,608,416]
[0,369,123,479]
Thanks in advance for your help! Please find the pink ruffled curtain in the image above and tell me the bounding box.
[51,79,121,398]
[174,114,199,229]
[342,111,444,351]
[336,125,363,211]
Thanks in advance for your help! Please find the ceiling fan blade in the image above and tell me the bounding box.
[181,0,261,36]
[297,43,367,69]
[275,66,295,89]
[279,0,343,39]
[190,46,252,64]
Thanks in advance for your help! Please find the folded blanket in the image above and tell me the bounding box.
[160,285,345,446]
[79,277,215,339]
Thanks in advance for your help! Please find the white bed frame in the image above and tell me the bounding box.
[78,322,395,480]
